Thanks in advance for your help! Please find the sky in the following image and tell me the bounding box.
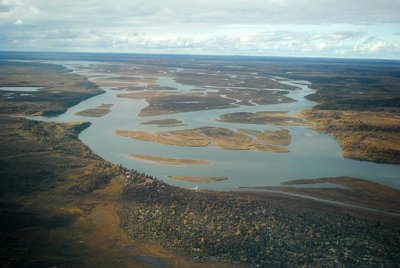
[0,0,400,59]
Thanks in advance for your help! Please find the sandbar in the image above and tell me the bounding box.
[117,126,290,153]
[168,176,228,182]
[128,154,209,165]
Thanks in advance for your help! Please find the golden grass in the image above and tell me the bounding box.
[218,111,306,126]
[239,128,292,146]
[128,154,209,165]
[117,127,290,153]
[169,176,228,182]
[117,129,211,147]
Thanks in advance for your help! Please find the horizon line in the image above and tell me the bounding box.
[0,49,399,62]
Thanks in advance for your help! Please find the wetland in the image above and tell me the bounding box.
[31,56,398,191]
[1,52,399,267]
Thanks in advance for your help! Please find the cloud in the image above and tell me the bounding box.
[355,40,387,53]
[369,41,386,52]
[0,3,11,12]
[0,0,399,58]
[2,0,400,26]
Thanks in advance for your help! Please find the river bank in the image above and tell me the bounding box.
[1,54,399,266]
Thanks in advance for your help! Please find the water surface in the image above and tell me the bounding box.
[30,61,400,191]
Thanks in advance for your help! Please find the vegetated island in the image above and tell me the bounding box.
[140,118,185,127]
[128,154,209,165]
[168,176,228,182]
[75,103,113,117]
[240,176,400,212]
[117,91,236,116]
[117,86,295,117]
[218,111,306,126]
[117,126,290,153]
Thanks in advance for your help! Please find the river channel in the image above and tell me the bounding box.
[30,61,400,190]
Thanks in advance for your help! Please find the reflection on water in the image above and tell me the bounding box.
[30,61,400,190]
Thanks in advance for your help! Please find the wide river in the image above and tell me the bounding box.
[30,61,400,191]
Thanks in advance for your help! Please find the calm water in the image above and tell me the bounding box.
[30,61,400,191]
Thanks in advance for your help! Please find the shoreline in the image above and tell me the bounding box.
[128,154,209,166]
[117,127,290,153]
[1,114,399,267]
[168,176,228,182]
[2,56,400,267]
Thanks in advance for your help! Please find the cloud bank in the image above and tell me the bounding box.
[1,0,399,58]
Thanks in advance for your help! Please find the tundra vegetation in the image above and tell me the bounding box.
[116,80,295,116]
[300,109,400,164]
[242,177,400,212]
[0,116,222,267]
[218,111,306,126]
[117,91,237,116]
[1,55,400,267]
[120,175,400,267]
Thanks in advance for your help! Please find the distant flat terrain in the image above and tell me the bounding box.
[0,60,102,116]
